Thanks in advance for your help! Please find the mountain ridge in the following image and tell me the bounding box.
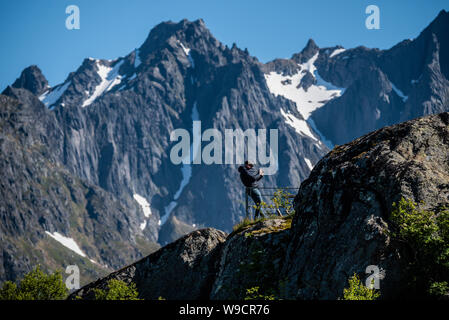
[2,11,449,285]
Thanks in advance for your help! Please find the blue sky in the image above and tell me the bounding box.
[1,0,448,90]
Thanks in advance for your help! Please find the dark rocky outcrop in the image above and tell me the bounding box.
[69,228,227,300]
[11,65,49,96]
[210,218,291,299]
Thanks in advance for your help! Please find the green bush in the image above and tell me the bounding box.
[253,189,295,217]
[0,266,68,300]
[343,274,380,300]
[93,279,140,300]
[428,281,449,297]
[244,286,276,301]
[390,198,449,298]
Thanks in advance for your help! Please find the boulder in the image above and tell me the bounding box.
[70,228,227,300]
[210,218,291,299]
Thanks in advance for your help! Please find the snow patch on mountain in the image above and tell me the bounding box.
[160,102,199,226]
[280,109,319,142]
[45,231,87,258]
[82,60,124,107]
[39,81,71,109]
[264,53,345,120]
[375,108,381,120]
[390,82,408,102]
[133,193,152,230]
[329,48,346,58]
[304,158,314,170]
[133,194,152,218]
[178,41,195,68]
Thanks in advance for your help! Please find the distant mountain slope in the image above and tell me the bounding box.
[0,92,159,284]
[261,10,449,147]
[308,10,449,145]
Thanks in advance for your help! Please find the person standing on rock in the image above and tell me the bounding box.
[238,160,264,219]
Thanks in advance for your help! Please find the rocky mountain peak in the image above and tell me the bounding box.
[10,65,49,96]
[422,9,449,79]
[432,9,449,26]
[291,38,320,63]
[304,38,319,51]
[139,18,214,57]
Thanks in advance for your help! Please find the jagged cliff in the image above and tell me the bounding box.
[70,112,449,299]
[0,92,160,285]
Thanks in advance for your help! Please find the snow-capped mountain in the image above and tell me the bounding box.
[2,10,449,283]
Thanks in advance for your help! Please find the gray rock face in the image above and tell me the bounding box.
[210,218,291,299]
[70,228,227,300]
[0,92,159,284]
[282,112,449,299]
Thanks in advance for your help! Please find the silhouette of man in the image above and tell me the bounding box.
[238,160,264,219]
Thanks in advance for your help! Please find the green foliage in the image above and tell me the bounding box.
[231,213,293,239]
[390,198,449,298]
[0,282,19,300]
[271,189,294,216]
[232,188,296,237]
[342,274,380,300]
[244,286,276,300]
[0,266,67,300]
[93,279,141,300]
[252,189,295,217]
[233,237,288,300]
[428,282,449,297]
[232,217,255,234]
[391,198,440,247]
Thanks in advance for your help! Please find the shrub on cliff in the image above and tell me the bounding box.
[390,198,449,298]
[244,286,276,300]
[93,279,140,300]
[343,274,380,300]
